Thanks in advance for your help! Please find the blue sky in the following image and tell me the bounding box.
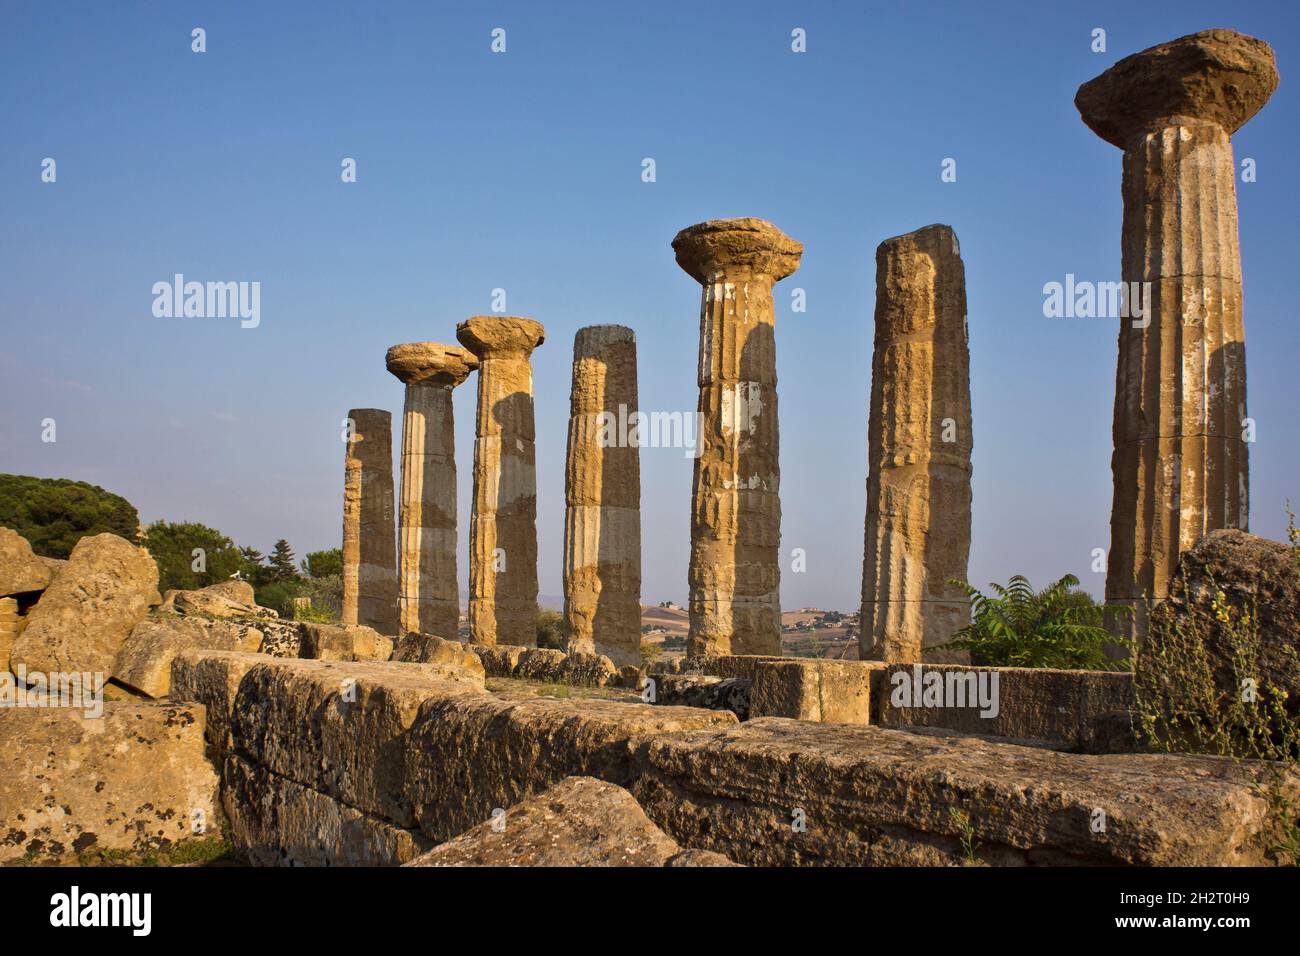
[2,1,1296,609]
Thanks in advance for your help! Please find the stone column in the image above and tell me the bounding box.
[859,225,973,663]
[672,218,802,658]
[456,316,545,647]
[563,325,642,666]
[341,408,399,635]
[1076,30,1277,640]
[386,343,478,639]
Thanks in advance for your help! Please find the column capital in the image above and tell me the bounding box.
[672,217,802,284]
[386,342,478,387]
[456,315,545,358]
[1076,29,1277,149]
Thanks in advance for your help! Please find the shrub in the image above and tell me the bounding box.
[536,608,565,649]
[941,573,1125,670]
[142,520,244,592]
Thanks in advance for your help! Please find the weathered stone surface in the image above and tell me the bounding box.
[1075,29,1278,149]
[113,616,263,698]
[674,218,802,658]
[1147,529,1300,719]
[0,597,22,673]
[616,664,646,689]
[169,648,264,758]
[751,660,879,724]
[470,642,528,677]
[253,619,302,657]
[513,647,569,681]
[1076,31,1277,642]
[0,527,50,597]
[655,674,750,720]
[342,407,400,635]
[632,717,1298,866]
[299,621,393,662]
[387,342,477,640]
[405,694,737,841]
[229,656,485,826]
[876,663,1135,751]
[404,776,721,867]
[171,584,275,620]
[860,224,972,663]
[11,533,160,678]
[392,632,485,679]
[563,325,642,666]
[457,316,545,648]
[681,654,785,681]
[558,652,618,687]
[223,754,431,866]
[0,702,220,864]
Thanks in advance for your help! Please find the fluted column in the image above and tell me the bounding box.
[386,343,478,639]
[342,408,399,634]
[1076,29,1277,639]
[456,316,545,647]
[672,218,802,657]
[563,325,641,666]
[860,224,972,663]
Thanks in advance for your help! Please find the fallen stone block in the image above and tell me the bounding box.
[404,776,736,867]
[876,663,1136,751]
[514,647,569,681]
[681,654,787,681]
[655,674,750,720]
[114,616,263,698]
[393,632,485,679]
[751,660,880,724]
[230,656,485,827]
[11,533,161,677]
[171,584,276,620]
[0,527,51,598]
[299,622,393,662]
[224,754,431,866]
[169,648,266,758]
[557,652,617,687]
[253,619,303,657]
[631,717,1297,866]
[469,642,528,677]
[0,701,219,864]
[405,694,737,841]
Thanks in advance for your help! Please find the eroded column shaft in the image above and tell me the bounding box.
[860,225,972,663]
[690,273,782,657]
[563,325,641,666]
[1107,121,1248,624]
[342,408,399,634]
[398,383,460,638]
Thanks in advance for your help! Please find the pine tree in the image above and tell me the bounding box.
[268,539,299,582]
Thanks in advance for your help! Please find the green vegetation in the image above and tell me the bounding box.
[142,520,247,591]
[0,473,139,558]
[640,639,661,665]
[536,608,565,649]
[303,547,343,578]
[941,573,1125,670]
[949,807,983,867]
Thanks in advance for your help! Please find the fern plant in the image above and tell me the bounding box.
[940,573,1126,670]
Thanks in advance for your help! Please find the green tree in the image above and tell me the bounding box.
[142,520,244,592]
[536,608,565,650]
[0,474,139,558]
[303,548,343,578]
[267,539,299,583]
[940,573,1126,670]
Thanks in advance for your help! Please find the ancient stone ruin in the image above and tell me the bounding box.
[563,325,642,667]
[860,224,973,663]
[1075,29,1277,640]
[457,315,546,648]
[2,28,1295,874]
[341,407,400,635]
[386,342,478,640]
[673,217,803,658]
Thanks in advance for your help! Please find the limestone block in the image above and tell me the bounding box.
[113,616,263,698]
[0,527,51,597]
[751,660,881,724]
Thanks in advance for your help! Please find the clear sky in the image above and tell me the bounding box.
[2,1,1297,610]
